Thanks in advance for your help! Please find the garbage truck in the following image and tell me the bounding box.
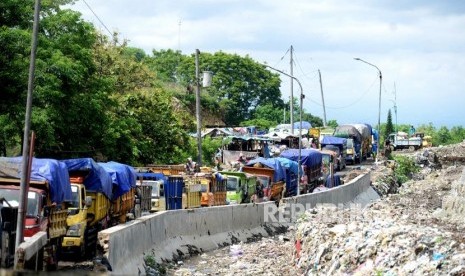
[61,158,113,259]
[0,157,72,269]
[61,159,138,259]
[333,125,363,164]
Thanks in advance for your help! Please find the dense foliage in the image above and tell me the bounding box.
[0,2,195,164]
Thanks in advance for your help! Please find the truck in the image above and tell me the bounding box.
[276,157,299,197]
[61,158,113,259]
[243,157,287,202]
[320,149,338,180]
[280,149,323,194]
[333,125,363,164]
[320,136,347,171]
[61,159,138,259]
[98,161,138,225]
[220,172,257,205]
[198,172,227,207]
[388,133,422,151]
[136,172,166,212]
[0,157,72,270]
[350,124,372,160]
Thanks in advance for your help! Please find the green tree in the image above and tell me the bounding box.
[385,109,394,139]
[450,126,465,144]
[327,120,338,128]
[145,49,186,83]
[145,51,284,126]
[434,126,452,146]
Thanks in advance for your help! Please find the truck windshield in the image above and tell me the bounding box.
[69,185,80,208]
[256,176,270,189]
[0,189,39,217]
[323,146,340,155]
[226,178,238,191]
[322,154,331,164]
[347,139,354,148]
[143,181,161,197]
[151,184,159,197]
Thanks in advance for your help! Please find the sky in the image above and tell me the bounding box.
[67,0,465,129]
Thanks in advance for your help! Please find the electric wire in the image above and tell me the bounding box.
[82,0,114,38]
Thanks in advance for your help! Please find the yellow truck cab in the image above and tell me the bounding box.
[61,158,113,259]
[63,181,95,257]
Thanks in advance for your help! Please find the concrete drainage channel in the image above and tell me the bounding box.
[98,173,378,274]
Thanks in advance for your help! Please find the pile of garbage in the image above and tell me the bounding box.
[430,141,465,165]
[169,142,465,275]
[170,234,297,275]
[294,165,465,275]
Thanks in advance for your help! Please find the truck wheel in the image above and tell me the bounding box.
[408,146,415,152]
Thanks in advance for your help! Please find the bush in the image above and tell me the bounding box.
[393,155,419,184]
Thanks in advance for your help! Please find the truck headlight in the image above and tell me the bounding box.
[66,223,84,237]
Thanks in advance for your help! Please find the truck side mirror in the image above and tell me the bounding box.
[85,196,92,207]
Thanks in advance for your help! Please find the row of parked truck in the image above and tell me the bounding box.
[0,157,153,270]
[0,141,349,270]
[137,147,333,213]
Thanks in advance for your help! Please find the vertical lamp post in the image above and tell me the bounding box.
[262,64,304,195]
[354,58,382,163]
[194,49,212,167]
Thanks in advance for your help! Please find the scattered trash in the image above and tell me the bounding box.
[229,244,243,257]
[168,142,465,275]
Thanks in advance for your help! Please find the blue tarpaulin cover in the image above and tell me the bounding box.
[0,157,72,204]
[99,161,136,200]
[245,157,286,182]
[279,149,322,170]
[293,121,312,129]
[275,157,299,196]
[136,172,166,183]
[321,136,347,146]
[62,158,113,199]
[275,157,300,176]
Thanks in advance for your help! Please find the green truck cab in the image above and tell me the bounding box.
[221,172,257,204]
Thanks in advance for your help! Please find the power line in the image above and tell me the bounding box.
[307,76,378,109]
[82,0,113,37]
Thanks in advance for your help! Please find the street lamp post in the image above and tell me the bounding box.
[263,64,304,195]
[354,58,382,163]
[194,49,212,167]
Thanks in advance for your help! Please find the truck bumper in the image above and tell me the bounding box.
[345,154,355,162]
[62,236,84,248]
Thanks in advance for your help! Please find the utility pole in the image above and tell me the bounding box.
[15,0,41,267]
[318,69,327,127]
[290,45,294,134]
[195,49,202,166]
[393,82,397,133]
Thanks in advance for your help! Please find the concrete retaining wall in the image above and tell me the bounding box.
[281,172,376,207]
[98,172,379,274]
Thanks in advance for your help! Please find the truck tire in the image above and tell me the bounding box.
[408,146,415,152]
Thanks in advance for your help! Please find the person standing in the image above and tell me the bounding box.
[409,125,416,137]
[185,157,195,173]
